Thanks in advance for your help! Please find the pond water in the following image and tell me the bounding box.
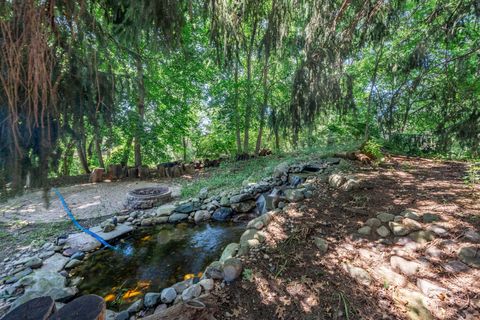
[73,222,245,310]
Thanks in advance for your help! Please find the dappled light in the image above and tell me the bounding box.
[0,1,478,319]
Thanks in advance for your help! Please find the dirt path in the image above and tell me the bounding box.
[0,180,181,224]
[212,156,480,320]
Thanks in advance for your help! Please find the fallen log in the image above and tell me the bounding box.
[334,151,372,164]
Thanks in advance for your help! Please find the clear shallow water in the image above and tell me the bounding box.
[73,222,245,309]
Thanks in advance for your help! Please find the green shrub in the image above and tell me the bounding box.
[361,139,383,161]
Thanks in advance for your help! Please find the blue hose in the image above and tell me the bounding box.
[53,188,118,251]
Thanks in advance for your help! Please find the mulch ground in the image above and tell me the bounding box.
[208,156,480,320]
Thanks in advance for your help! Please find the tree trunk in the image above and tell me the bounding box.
[272,109,280,152]
[75,115,90,174]
[243,20,258,154]
[121,136,133,167]
[255,48,270,156]
[62,141,74,176]
[134,56,145,168]
[234,53,242,154]
[364,42,384,141]
[182,136,187,162]
[76,140,90,174]
[94,136,105,169]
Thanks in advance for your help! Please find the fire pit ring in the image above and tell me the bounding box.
[126,186,172,210]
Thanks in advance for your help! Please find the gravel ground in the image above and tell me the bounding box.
[0,180,181,224]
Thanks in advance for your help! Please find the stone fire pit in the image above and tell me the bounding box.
[126,186,172,210]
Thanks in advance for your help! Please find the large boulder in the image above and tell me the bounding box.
[144,292,161,308]
[284,188,305,202]
[168,213,189,223]
[12,271,78,309]
[223,258,243,282]
[246,213,273,230]
[174,202,199,214]
[229,193,253,204]
[156,204,176,217]
[220,243,239,262]
[204,261,224,280]
[193,210,211,224]
[181,284,201,301]
[65,224,133,252]
[273,162,290,179]
[458,246,480,268]
[212,207,233,221]
[160,287,177,304]
[238,229,266,255]
[328,174,346,188]
[231,200,256,213]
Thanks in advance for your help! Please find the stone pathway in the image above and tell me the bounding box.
[214,156,480,320]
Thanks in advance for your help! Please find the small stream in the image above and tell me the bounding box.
[73,222,245,310]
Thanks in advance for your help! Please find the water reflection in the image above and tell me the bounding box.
[74,222,245,309]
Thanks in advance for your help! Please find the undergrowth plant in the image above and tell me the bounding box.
[464,162,480,188]
[361,139,384,161]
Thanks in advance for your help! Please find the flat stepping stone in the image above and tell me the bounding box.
[409,230,435,244]
[458,246,480,268]
[402,210,420,221]
[376,226,390,237]
[422,213,440,223]
[390,256,423,276]
[65,224,133,252]
[464,230,480,243]
[2,296,55,320]
[56,294,106,320]
[443,260,470,273]
[342,263,371,285]
[393,288,433,320]
[377,212,395,223]
[372,265,407,287]
[417,278,447,298]
[357,226,371,235]
[365,218,381,228]
[427,224,448,237]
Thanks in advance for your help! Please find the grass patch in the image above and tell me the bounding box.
[180,143,358,199]
[0,220,72,249]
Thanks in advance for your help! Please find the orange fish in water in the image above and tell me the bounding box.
[122,290,142,300]
[104,294,116,302]
[183,272,204,281]
[183,273,195,280]
[141,235,152,241]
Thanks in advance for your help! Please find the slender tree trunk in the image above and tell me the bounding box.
[76,141,90,174]
[255,49,270,156]
[182,136,187,162]
[92,117,105,168]
[94,137,104,168]
[75,115,90,174]
[234,55,242,154]
[134,56,145,168]
[243,20,258,154]
[272,109,280,152]
[121,136,133,166]
[62,141,74,176]
[364,42,384,141]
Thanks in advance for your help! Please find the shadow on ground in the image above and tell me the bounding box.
[210,156,480,320]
